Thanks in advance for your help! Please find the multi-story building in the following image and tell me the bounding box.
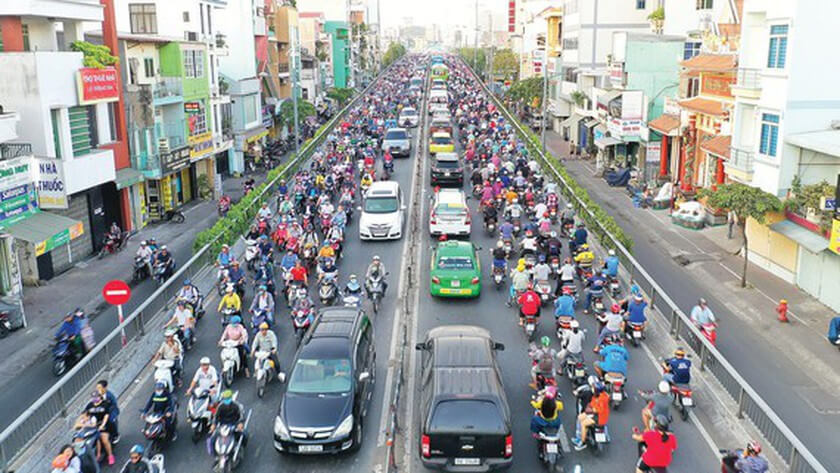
[219,0,268,175]
[514,1,551,80]
[299,11,332,95]
[0,0,130,279]
[115,0,224,223]
[324,21,350,88]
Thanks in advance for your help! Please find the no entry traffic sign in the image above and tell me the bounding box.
[102,280,131,306]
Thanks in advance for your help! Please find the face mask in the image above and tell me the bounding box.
[74,444,85,454]
[155,390,164,396]
[222,399,232,405]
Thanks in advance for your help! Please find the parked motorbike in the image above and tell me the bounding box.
[0,310,12,338]
[187,388,213,443]
[162,209,185,224]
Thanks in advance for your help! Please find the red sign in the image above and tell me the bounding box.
[508,0,516,33]
[102,280,131,306]
[77,67,119,105]
[701,73,735,98]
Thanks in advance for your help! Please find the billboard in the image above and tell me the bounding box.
[76,67,119,105]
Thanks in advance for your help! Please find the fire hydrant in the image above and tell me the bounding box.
[776,299,789,323]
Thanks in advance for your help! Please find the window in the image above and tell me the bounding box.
[686,77,700,98]
[129,4,157,34]
[759,113,780,157]
[767,25,788,69]
[184,11,190,22]
[182,50,194,77]
[564,0,578,14]
[683,41,701,60]
[636,0,646,9]
[244,95,258,124]
[696,0,713,9]
[108,102,118,143]
[191,110,207,135]
[21,24,29,52]
[182,50,204,78]
[143,57,154,77]
[68,106,97,157]
[563,37,578,50]
[50,109,62,159]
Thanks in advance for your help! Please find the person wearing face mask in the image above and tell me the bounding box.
[141,381,177,441]
[71,434,101,473]
[210,390,246,452]
[120,445,151,473]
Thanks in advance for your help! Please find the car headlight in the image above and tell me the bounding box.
[333,415,354,438]
[274,416,290,440]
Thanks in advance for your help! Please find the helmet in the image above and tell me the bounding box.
[200,357,211,365]
[538,254,546,262]
[571,320,580,329]
[698,298,707,305]
[225,285,234,294]
[658,380,670,394]
[567,203,573,209]
[544,385,557,400]
[176,299,186,306]
[550,231,557,238]
[160,245,167,250]
[220,389,233,400]
[140,240,147,246]
[512,198,519,204]
[674,348,686,357]
[230,315,242,325]
[154,381,166,391]
[164,327,177,337]
[562,286,573,295]
[540,336,551,347]
[581,243,589,249]
[594,382,605,393]
[373,255,381,261]
[259,322,269,330]
[496,240,503,248]
[611,303,621,314]
[654,414,670,430]
[259,284,267,291]
[183,279,191,285]
[608,249,615,256]
[746,440,762,454]
[130,444,145,455]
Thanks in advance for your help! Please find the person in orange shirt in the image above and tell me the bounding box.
[572,382,610,449]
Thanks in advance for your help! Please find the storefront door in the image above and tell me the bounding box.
[87,187,107,252]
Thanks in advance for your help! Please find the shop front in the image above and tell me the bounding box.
[114,168,146,230]
[146,146,191,220]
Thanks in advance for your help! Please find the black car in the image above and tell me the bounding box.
[430,152,464,186]
[274,307,375,455]
[415,325,512,471]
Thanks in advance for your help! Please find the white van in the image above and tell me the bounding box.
[359,181,406,240]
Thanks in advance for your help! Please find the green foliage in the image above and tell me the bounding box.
[457,47,487,75]
[196,174,214,200]
[277,99,316,130]
[491,49,518,79]
[647,6,665,21]
[382,42,407,68]
[327,87,355,106]
[70,41,119,69]
[786,175,835,232]
[570,90,586,107]
[505,77,544,107]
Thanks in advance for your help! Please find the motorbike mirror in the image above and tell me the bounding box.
[493,342,505,351]
[358,372,371,382]
[415,342,428,351]
[278,372,287,383]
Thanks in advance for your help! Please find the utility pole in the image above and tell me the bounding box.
[473,0,478,69]
[291,23,300,156]
[541,61,548,153]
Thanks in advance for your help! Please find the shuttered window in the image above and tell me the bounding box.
[68,106,97,157]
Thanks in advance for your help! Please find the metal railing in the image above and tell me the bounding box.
[153,77,183,100]
[736,67,762,90]
[466,60,828,473]
[728,146,756,173]
[0,62,390,472]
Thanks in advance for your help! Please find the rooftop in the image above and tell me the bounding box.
[680,54,737,72]
[700,135,732,159]
[680,97,727,116]
[648,114,681,135]
[787,129,840,157]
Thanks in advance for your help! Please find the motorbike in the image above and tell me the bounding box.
[503,238,515,259]
[564,353,587,387]
[536,424,564,473]
[549,257,561,280]
[254,350,284,398]
[218,196,232,217]
[52,336,80,376]
[98,231,131,258]
[133,256,151,283]
[154,261,173,285]
[603,372,627,410]
[484,218,496,236]
[535,279,552,306]
[216,266,231,297]
[671,383,694,421]
[584,423,609,456]
[212,410,251,473]
[343,290,362,308]
[243,239,259,272]
[292,307,314,345]
[492,264,505,289]
[220,340,243,387]
[319,274,339,306]
[625,321,646,347]
[590,294,606,315]
[367,272,387,315]
[555,316,574,340]
[143,410,175,456]
[154,358,179,391]
[607,276,621,297]
[698,321,718,346]
[720,449,747,473]
[250,309,272,334]
[561,280,578,301]
[221,307,240,326]
[512,217,522,236]
[187,388,213,443]
[162,209,185,224]
[176,325,194,352]
[523,313,539,342]
[0,310,12,338]
[119,454,166,473]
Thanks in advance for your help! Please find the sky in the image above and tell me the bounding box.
[378,0,508,31]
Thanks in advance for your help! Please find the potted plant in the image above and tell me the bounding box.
[648,7,665,34]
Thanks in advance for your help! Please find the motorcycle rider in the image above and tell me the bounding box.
[529,385,563,435]
[543,231,562,258]
[250,322,280,373]
[603,249,620,278]
[217,285,242,317]
[257,202,273,220]
[344,274,363,299]
[561,203,575,231]
[210,390,246,453]
[226,261,246,294]
[594,335,629,379]
[365,255,388,297]
[504,198,523,222]
[219,316,250,378]
[55,311,86,360]
[216,244,233,269]
[121,444,152,473]
[176,279,203,315]
[76,392,116,465]
[529,336,559,388]
[733,441,770,473]
[554,286,577,318]
[483,201,498,228]
[257,235,273,261]
[152,328,183,386]
[141,381,177,441]
[520,229,538,256]
[517,283,541,327]
[571,380,610,450]
[662,348,692,386]
[570,223,588,254]
[624,293,648,336]
[596,304,625,351]
[559,319,585,366]
[491,240,507,272]
[640,381,673,430]
[155,246,174,280]
[290,259,309,287]
[163,300,195,345]
[186,357,219,401]
[632,415,678,473]
[574,244,595,277]
[582,270,607,314]
[554,258,577,296]
[690,298,716,327]
[136,241,154,276]
[249,285,275,327]
[533,255,551,285]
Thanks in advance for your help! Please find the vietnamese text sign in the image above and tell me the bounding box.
[508,0,516,33]
[0,156,38,229]
[35,158,68,209]
[160,146,191,175]
[608,117,642,137]
[76,68,119,105]
[830,219,840,256]
[646,142,662,162]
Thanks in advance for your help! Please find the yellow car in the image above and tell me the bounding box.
[429,132,454,155]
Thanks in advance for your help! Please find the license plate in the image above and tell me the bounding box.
[298,445,323,453]
[440,288,470,295]
[612,392,622,401]
[451,280,460,287]
[633,331,642,338]
[546,443,558,454]
[595,432,607,443]
[682,397,694,406]
[445,172,451,176]
[454,458,481,466]
[526,323,535,331]
[575,369,585,377]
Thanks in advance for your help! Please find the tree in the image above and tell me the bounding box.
[327,87,355,106]
[699,183,782,287]
[505,77,544,108]
[277,99,316,130]
[492,49,518,80]
[70,41,119,69]
[457,47,487,74]
[382,42,407,68]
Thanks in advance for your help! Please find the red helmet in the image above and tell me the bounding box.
[611,303,621,314]
[562,286,574,295]
[746,440,762,454]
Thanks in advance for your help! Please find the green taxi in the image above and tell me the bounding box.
[430,240,481,298]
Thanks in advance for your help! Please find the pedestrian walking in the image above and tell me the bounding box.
[727,210,738,239]
[776,299,789,323]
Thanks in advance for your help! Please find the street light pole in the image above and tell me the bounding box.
[291,24,300,156]
[473,0,478,68]
[541,62,548,153]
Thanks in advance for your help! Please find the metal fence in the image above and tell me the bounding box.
[467,62,828,473]
[0,66,384,472]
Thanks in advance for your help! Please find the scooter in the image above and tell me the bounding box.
[243,239,259,272]
[484,218,496,236]
[523,313,539,342]
[603,372,627,410]
[367,272,388,315]
[503,238,515,259]
[625,322,646,347]
[221,307,239,327]
[220,340,243,388]
[319,274,339,306]
[536,424,564,472]
[590,294,606,315]
[119,454,166,473]
[187,388,213,443]
[143,410,175,457]
[52,336,79,376]
[153,358,179,391]
[698,321,718,346]
[535,279,552,306]
[720,449,747,473]
[492,264,506,289]
[212,409,251,473]
[292,307,314,345]
[133,256,150,283]
[564,354,587,387]
[162,209,185,223]
[584,423,609,456]
[607,276,621,297]
[98,231,131,258]
[671,383,694,421]
[254,350,285,398]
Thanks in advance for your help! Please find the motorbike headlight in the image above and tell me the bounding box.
[274,416,290,440]
[333,415,354,439]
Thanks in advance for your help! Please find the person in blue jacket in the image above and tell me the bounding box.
[55,311,85,358]
[594,337,629,378]
[554,287,576,318]
[828,316,840,345]
[603,249,619,278]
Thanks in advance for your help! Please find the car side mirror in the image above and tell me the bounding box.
[358,372,370,382]
[493,342,505,351]
[401,205,407,211]
[278,372,287,383]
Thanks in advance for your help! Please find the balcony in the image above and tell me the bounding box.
[731,68,762,99]
[724,146,755,183]
[158,120,187,152]
[0,142,33,159]
[0,112,21,143]
[153,77,184,105]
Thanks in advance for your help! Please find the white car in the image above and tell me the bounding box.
[428,102,448,116]
[399,107,420,127]
[359,181,406,240]
[429,189,471,237]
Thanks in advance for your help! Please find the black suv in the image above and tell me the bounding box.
[415,325,512,471]
[274,307,375,455]
[430,152,464,186]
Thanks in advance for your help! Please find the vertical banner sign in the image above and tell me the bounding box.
[35,158,68,209]
[508,0,516,33]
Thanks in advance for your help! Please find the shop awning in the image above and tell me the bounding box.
[700,135,732,159]
[598,90,622,106]
[595,136,623,149]
[679,97,726,116]
[114,168,145,190]
[4,211,84,256]
[769,220,829,254]
[648,114,681,136]
[560,113,583,128]
[584,119,599,129]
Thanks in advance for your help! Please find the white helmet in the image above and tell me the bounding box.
[570,320,580,329]
[200,357,211,365]
[658,380,670,394]
[566,203,573,209]
[608,249,615,256]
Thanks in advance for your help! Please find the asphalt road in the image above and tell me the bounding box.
[562,160,838,471]
[402,84,719,473]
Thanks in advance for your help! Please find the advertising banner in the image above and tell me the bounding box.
[160,146,191,175]
[34,158,68,209]
[830,219,840,256]
[0,157,38,229]
[76,67,119,105]
[508,1,516,33]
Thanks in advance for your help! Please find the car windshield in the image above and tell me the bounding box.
[429,400,506,434]
[401,109,417,116]
[435,204,467,215]
[432,136,452,145]
[437,256,474,270]
[364,196,399,213]
[386,130,408,140]
[287,358,353,394]
[434,159,459,169]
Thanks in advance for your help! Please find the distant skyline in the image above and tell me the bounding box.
[378,0,508,35]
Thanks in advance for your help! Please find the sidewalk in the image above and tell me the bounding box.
[544,129,840,389]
